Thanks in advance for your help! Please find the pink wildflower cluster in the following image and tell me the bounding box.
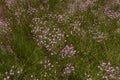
[5,0,15,9]
[0,19,7,26]
[48,13,70,23]
[61,44,76,58]
[63,64,75,75]
[67,0,97,13]
[97,62,120,80]
[0,18,13,53]
[31,18,65,54]
[3,66,23,80]
[69,20,81,36]
[27,0,49,15]
[88,28,107,42]
[80,0,97,11]
[104,2,120,19]
[114,0,120,5]
[27,7,38,15]
[104,8,120,19]
[40,59,54,70]
[0,18,11,38]
[85,73,93,80]
[39,59,57,78]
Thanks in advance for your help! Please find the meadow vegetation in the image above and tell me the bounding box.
[0,0,120,80]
